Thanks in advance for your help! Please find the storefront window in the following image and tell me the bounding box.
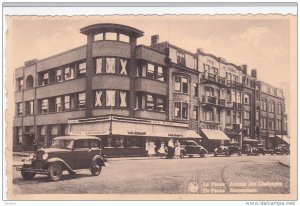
[106,58,116,74]
[106,90,116,107]
[111,137,124,147]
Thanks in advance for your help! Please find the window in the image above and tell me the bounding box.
[244,127,250,136]
[269,119,275,130]
[244,111,250,120]
[56,70,62,82]
[182,78,188,93]
[25,100,34,115]
[261,99,267,111]
[203,108,213,121]
[157,66,165,81]
[95,58,103,74]
[277,103,282,114]
[17,103,23,116]
[147,64,155,79]
[146,94,155,110]
[193,82,199,97]
[193,106,198,121]
[182,103,188,119]
[78,62,86,77]
[106,90,115,107]
[244,94,250,105]
[176,51,186,66]
[157,96,165,112]
[255,110,259,121]
[119,59,128,75]
[94,90,103,107]
[16,127,22,144]
[119,91,128,108]
[17,78,24,91]
[55,97,62,112]
[205,86,214,96]
[40,99,48,113]
[78,93,86,109]
[260,117,267,129]
[174,76,181,92]
[269,101,275,113]
[233,111,237,124]
[226,110,231,125]
[64,95,71,110]
[106,58,116,73]
[237,112,241,124]
[276,120,282,131]
[105,32,117,41]
[174,102,181,118]
[64,66,74,80]
[41,73,48,85]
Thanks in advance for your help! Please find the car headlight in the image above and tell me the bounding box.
[42,153,48,160]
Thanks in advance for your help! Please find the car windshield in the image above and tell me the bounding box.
[51,139,74,149]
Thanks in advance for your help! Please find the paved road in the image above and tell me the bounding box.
[13,155,290,194]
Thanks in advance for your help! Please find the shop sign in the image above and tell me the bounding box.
[168,133,183,137]
[127,131,147,136]
[68,120,79,123]
[70,130,108,136]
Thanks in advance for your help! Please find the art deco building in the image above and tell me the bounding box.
[13,23,289,156]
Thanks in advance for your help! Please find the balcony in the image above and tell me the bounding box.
[202,95,216,104]
[226,80,243,90]
[200,72,226,86]
[218,99,226,106]
[226,102,242,110]
[233,123,242,131]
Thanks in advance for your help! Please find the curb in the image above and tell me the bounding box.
[279,160,290,167]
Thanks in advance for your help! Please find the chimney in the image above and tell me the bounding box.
[251,69,257,78]
[241,64,248,75]
[151,35,159,45]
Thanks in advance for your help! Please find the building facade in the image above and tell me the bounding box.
[13,23,289,155]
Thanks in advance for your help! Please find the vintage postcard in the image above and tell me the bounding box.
[4,14,297,201]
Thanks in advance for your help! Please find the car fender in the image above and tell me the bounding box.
[92,155,105,166]
[46,158,75,173]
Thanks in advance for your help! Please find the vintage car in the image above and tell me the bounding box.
[246,143,266,156]
[214,143,242,157]
[16,136,106,181]
[271,144,290,155]
[180,140,208,158]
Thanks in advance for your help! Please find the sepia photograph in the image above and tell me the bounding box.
[3,4,297,202]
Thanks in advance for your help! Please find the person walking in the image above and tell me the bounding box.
[167,138,175,159]
[158,141,166,157]
[174,140,181,159]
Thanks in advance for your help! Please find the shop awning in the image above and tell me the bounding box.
[112,121,201,138]
[275,135,290,145]
[242,138,259,142]
[69,119,201,139]
[200,129,230,140]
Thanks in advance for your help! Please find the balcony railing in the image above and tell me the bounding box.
[218,99,226,106]
[226,80,243,90]
[226,101,242,109]
[200,72,226,86]
[233,123,242,131]
[202,95,217,104]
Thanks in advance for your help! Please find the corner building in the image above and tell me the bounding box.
[13,23,289,156]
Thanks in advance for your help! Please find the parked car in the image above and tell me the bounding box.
[16,136,106,181]
[180,140,208,158]
[246,143,266,156]
[214,143,242,157]
[271,144,290,155]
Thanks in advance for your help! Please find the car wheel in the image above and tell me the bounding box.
[200,153,205,158]
[225,151,230,157]
[188,155,193,158]
[214,153,217,157]
[21,171,36,180]
[238,151,242,156]
[48,162,63,181]
[91,160,102,176]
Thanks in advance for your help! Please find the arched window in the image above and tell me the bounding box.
[269,100,275,113]
[26,75,34,89]
[261,98,267,111]
[277,103,282,114]
[244,93,251,105]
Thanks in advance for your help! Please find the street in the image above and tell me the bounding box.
[12,155,290,194]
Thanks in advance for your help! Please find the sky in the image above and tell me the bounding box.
[7,15,292,87]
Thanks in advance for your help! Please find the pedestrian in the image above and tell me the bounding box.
[167,138,175,159]
[145,139,149,156]
[148,141,156,156]
[174,140,181,159]
[158,141,166,157]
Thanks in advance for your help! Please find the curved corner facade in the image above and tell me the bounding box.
[13,23,289,156]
